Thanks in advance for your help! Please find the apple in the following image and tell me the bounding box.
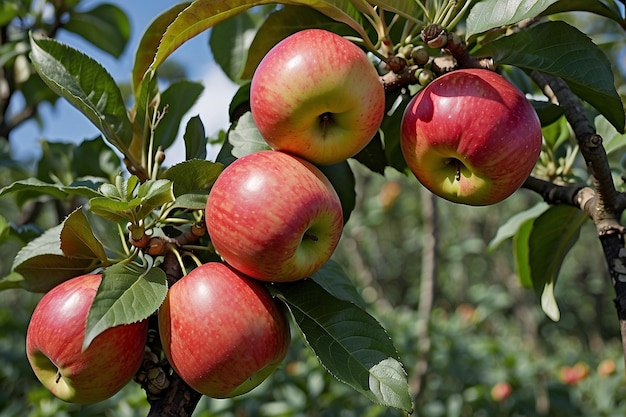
[559,362,590,385]
[206,150,343,282]
[250,28,385,165]
[490,381,513,402]
[26,274,149,404]
[400,68,542,205]
[158,262,290,398]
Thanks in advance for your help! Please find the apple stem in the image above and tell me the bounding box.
[319,112,332,139]
[55,371,62,384]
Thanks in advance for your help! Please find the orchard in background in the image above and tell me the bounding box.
[2,0,626,416]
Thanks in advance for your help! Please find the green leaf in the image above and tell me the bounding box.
[0,214,8,242]
[227,111,271,158]
[514,204,587,321]
[171,192,210,211]
[0,178,102,208]
[36,141,74,184]
[381,92,412,172]
[131,2,192,92]
[477,21,625,133]
[596,115,626,156]
[11,224,101,292]
[83,262,167,350]
[88,196,142,223]
[318,161,356,225]
[84,210,127,259]
[60,208,108,261]
[512,217,534,289]
[354,134,387,175]
[72,136,122,180]
[89,178,174,222]
[184,116,208,160]
[63,3,131,58]
[154,80,204,151]
[531,99,564,127]
[274,279,412,412]
[466,0,559,38]
[29,33,134,153]
[149,0,367,73]
[137,180,175,210]
[0,272,24,291]
[162,159,224,196]
[210,9,261,82]
[239,5,354,80]
[0,2,20,26]
[541,280,560,323]
[542,116,571,151]
[228,81,251,121]
[310,259,366,308]
[488,202,549,251]
[541,0,626,23]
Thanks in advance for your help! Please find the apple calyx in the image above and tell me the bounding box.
[303,230,319,242]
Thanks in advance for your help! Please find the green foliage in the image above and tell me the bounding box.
[465,0,559,38]
[29,34,135,156]
[63,3,131,58]
[274,276,412,412]
[2,0,626,415]
[513,205,588,321]
[84,263,167,350]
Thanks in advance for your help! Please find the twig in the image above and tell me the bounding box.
[530,71,623,233]
[528,70,626,372]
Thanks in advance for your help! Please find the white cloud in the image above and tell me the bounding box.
[166,64,240,165]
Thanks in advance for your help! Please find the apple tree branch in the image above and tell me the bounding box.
[524,71,626,367]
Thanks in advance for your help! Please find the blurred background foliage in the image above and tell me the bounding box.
[2,1,626,416]
[3,161,626,417]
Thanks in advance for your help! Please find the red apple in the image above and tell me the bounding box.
[158,262,290,398]
[206,150,343,282]
[400,68,542,205]
[490,381,513,402]
[26,274,149,404]
[250,28,385,165]
[559,362,590,385]
[597,358,616,377]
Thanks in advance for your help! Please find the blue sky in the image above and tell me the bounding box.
[12,0,238,163]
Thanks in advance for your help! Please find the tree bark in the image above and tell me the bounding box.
[527,71,626,369]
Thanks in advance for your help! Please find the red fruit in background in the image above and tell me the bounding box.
[597,358,616,377]
[26,274,149,404]
[206,150,343,283]
[250,28,385,165]
[559,362,590,385]
[490,381,513,402]
[158,262,291,398]
[400,68,542,205]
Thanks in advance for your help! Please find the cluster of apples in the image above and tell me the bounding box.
[24,29,386,405]
[24,28,543,405]
[159,28,386,398]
